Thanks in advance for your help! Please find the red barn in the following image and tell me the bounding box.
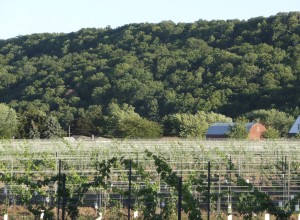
[206,122,267,140]
[248,123,267,140]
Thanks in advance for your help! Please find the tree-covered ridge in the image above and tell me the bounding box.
[0,12,300,138]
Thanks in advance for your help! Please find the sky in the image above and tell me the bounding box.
[1,0,300,40]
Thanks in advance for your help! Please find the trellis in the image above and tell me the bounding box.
[0,139,300,218]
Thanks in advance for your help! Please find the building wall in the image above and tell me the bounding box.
[206,134,227,139]
[249,123,267,140]
[206,123,267,140]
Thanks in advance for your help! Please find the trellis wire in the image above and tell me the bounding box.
[0,139,300,217]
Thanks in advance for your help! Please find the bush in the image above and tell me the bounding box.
[227,122,249,139]
[118,115,163,138]
[262,126,280,139]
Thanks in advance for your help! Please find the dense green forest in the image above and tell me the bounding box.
[1,12,300,139]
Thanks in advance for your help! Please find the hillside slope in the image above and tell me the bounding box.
[0,12,300,137]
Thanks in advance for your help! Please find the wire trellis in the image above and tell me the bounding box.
[0,139,299,218]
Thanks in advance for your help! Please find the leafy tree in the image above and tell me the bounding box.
[244,109,294,137]
[42,115,64,138]
[0,103,18,138]
[227,122,249,139]
[104,103,162,138]
[262,126,280,139]
[28,120,40,139]
[164,111,232,138]
[0,13,300,137]
[118,115,162,138]
[104,103,139,136]
[72,117,96,136]
[85,105,104,135]
[16,102,50,138]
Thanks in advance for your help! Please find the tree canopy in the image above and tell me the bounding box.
[1,12,300,138]
[0,103,18,138]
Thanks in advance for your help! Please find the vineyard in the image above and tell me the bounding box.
[0,139,300,219]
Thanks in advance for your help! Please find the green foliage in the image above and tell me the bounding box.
[105,103,162,138]
[85,105,104,134]
[1,141,300,218]
[244,109,294,137]
[1,12,300,138]
[19,107,64,139]
[104,103,139,136]
[28,120,40,139]
[235,177,274,219]
[262,126,280,139]
[72,117,96,136]
[65,157,119,219]
[0,103,18,138]
[164,111,232,138]
[118,115,163,138]
[146,150,203,219]
[17,103,48,138]
[230,156,294,220]
[42,115,64,138]
[121,159,165,219]
[227,123,249,139]
[295,132,300,139]
[0,146,56,219]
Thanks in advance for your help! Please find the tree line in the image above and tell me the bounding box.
[0,12,300,138]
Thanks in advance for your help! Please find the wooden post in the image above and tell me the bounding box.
[208,161,211,220]
[57,160,61,220]
[62,174,66,220]
[128,160,132,220]
[178,176,182,220]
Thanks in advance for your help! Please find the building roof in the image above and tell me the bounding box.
[288,116,300,134]
[206,122,256,136]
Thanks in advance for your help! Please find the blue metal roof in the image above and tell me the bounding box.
[288,116,300,134]
[206,123,233,135]
[206,122,255,135]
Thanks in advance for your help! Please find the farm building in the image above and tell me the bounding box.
[206,122,266,140]
[288,116,300,137]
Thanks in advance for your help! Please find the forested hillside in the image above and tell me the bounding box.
[1,12,300,138]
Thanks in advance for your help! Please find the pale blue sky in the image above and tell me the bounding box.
[1,0,299,39]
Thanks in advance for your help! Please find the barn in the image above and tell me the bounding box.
[206,122,267,140]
